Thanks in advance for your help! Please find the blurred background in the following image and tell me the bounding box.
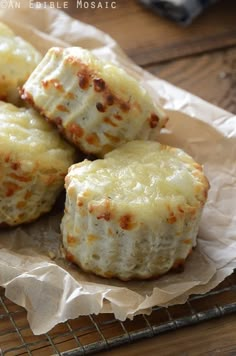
[30,0,236,113]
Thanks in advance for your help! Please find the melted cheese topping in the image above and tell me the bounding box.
[68,141,208,223]
[0,101,75,171]
[0,22,14,36]
[0,21,41,103]
[22,47,168,156]
[25,47,164,120]
[62,141,209,279]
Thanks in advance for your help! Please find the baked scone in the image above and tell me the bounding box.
[0,101,75,226]
[0,21,42,104]
[61,140,209,280]
[21,47,168,157]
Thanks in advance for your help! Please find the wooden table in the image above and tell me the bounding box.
[63,0,236,113]
[1,0,236,354]
[58,1,236,354]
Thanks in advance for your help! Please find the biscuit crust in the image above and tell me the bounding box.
[0,101,75,226]
[22,47,168,157]
[61,141,209,280]
[0,22,42,104]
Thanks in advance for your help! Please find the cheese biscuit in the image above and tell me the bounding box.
[22,47,168,157]
[0,101,75,226]
[61,140,209,280]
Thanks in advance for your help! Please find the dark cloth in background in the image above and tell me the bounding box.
[138,0,219,25]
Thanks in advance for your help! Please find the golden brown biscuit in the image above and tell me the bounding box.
[0,21,41,104]
[0,101,75,226]
[21,47,168,157]
[61,140,209,280]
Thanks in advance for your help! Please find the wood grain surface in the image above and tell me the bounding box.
[58,0,236,114]
[149,47,236,114]
[99,314,236,356]
[61,0,236,66]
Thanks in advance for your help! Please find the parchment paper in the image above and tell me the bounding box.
[0,6,235,335]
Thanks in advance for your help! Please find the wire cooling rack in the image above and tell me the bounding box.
[0,271,236,355]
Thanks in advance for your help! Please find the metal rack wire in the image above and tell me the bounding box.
[0,271,236,355]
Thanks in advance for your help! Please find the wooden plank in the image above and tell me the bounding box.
[56,0,236,66]
[100,314,236,356]
[147,47,236,114]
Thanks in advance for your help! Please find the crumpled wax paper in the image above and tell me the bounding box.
[0,6,235,335]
